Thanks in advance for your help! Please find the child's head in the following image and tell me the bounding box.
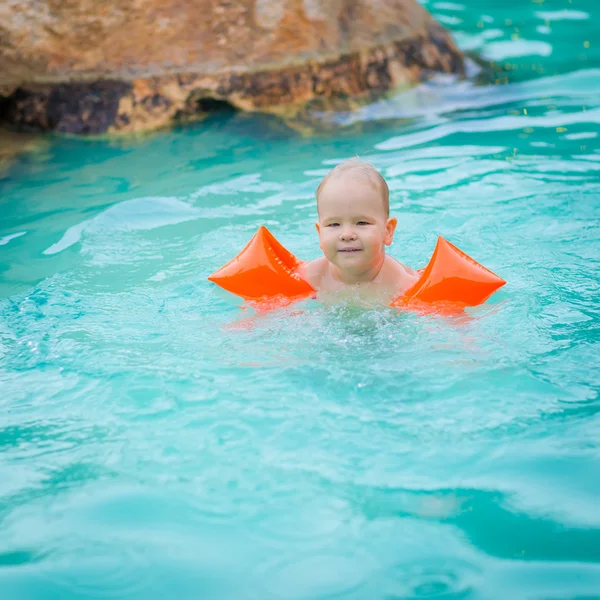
[315,159,397,278]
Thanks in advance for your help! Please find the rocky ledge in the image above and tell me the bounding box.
[0,0,464,134]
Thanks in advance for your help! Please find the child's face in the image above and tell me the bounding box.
[316,176,397,276]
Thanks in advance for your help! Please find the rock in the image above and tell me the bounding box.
[0,0,464,134]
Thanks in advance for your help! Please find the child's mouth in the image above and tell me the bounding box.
[338,248,362,253]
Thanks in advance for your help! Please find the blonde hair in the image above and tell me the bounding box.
[316,158,389,216]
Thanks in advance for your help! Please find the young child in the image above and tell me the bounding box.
[297,159,420,305]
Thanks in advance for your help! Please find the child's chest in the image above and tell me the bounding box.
[316,278,400,306]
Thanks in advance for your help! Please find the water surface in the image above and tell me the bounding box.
[1,1,599,598]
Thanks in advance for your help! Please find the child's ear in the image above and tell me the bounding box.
[384,217,398,246]
[315,222,321,235]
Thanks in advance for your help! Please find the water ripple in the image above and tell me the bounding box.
[39,540,155,599]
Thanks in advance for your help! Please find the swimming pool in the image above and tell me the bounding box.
[1,1,599,598]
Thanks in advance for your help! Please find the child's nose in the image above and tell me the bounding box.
[339,227,357,241]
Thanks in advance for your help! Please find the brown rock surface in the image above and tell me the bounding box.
[0,0,464,133]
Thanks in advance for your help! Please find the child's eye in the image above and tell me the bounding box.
[327,223,340,227]
[357,221,370,226]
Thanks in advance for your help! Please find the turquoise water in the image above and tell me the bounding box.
[1,1,600,598]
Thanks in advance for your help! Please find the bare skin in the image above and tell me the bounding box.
[300,254,419,305]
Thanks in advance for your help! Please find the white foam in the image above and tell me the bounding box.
[376,108,600,151]
[436,14,462,25]
[535,10,589,21]
[433,2,465,9]
[482,39,553,60]
[326,69,600,128]
[452,29,504,52]
[0,231,26,246]
[564,132,598,141]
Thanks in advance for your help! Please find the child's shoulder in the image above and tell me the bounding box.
[295,257,328,290]
[383,255,420,294]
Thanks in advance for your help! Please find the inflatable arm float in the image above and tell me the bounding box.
[208,226,505,309]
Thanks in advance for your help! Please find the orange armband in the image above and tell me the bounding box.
[208,227,315,309]
[393,236,506,308]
